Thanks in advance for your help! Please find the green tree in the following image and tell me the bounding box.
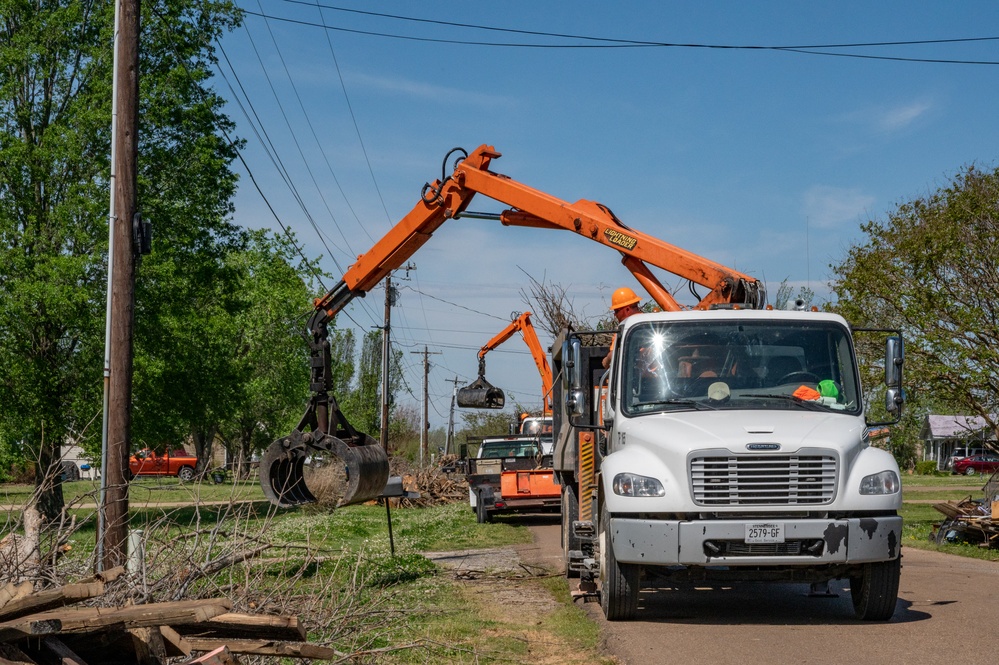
[831,164,999,439]
[209,230,323,477]
[458,411,516,443]
[0,1,241,518]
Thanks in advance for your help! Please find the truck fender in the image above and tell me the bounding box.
[475,484,496,508]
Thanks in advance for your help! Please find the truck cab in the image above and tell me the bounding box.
[554,309,905,621]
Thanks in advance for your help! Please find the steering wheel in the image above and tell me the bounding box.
[777,371,821,385]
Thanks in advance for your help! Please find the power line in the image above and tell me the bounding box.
[239,8,999,64]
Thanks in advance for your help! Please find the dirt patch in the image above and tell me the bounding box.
[426,547,606,664]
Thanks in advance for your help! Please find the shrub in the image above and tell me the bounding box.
[915,460,938,475]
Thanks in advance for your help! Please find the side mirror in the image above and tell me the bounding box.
[884,336,903,387]
[564,338,585,418]
[885,387,904,415]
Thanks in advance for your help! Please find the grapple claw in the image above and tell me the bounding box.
[259,430,390,508]
[456,375,506,409]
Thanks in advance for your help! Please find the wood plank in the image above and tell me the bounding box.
[184,638,342,661]
[158,625,192,658]
[27,599,231,632]
[0,618,61,643]
[182,646,240,665]
[174,612,306,642]
[128,627,167,665]
[40,636,89,665]
[0,584,33,613]
[0,582,105,621]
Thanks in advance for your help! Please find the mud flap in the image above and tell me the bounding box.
[260,430,390,508]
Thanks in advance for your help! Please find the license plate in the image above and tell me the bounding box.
[745,522,784,543]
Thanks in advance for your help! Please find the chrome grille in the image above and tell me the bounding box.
[690,453,837,505]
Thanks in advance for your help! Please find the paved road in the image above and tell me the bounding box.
[524,522,999,665]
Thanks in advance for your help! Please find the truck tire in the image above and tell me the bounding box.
[561,484,580,578]
[599,503,639,620]
[476,490,492,524]
[177,466,195,482]
[850,557,901,621]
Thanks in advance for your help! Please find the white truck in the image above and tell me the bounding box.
[553,308,905,621]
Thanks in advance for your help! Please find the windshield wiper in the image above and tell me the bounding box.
[631,398,719,411]
[739,393,828,411]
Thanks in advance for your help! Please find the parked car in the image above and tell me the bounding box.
[129,448,198,481]
[952,454,999,476]
[947,447,988,470]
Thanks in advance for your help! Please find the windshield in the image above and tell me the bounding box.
[619,319,861,416]
[479,441,540,458]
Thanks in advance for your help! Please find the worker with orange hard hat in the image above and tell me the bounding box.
[603,287,643,368]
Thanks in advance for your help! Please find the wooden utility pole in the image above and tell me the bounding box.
[379,277,394,452]
[102,0,140,571]
[410,347,441,464]
[445,376,459,456]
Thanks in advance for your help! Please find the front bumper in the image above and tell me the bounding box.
[610,515,901,566]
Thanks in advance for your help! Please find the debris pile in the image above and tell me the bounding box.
[388,457,468,507]
[930,470,999,548]
[0,567,342,664]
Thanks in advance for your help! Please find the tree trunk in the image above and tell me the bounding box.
[34,442,64,523]
[191,425,217,477]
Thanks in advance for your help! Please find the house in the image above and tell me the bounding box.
[61,443,98,480]
[920,415,997,471]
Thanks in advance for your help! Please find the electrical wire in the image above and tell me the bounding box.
[239,7,999,65]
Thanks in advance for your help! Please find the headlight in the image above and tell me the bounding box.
[859,470,900,495]
[613,472,665,497]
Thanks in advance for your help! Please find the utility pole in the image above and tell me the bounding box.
[379,277,395,453]
[410,346,441,465]
[445,376,459,456]
[100,0,140,572]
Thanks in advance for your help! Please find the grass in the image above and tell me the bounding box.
[0,476,267,507]
[7,491,604,663]
[901,473,999,562]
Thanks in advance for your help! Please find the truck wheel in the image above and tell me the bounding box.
[599,503,639,620]
[476,491,492,524]
[177,466,195,482]
[561,484,580,578]
[850,557,901,621]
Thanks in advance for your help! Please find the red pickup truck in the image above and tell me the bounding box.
[129,448,198,481]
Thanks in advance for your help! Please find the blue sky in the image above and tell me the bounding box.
[216,2,999,429]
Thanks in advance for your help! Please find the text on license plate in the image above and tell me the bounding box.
[745,522,784,543]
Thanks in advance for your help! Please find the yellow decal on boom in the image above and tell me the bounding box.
[604,229,638,250]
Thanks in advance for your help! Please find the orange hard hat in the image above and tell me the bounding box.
[610,287,641,311]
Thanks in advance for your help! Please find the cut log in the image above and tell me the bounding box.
[28,598,231,632]
[159,625,192,658]
[174,612,306,642]
[182,645,240,665]
[184,638,342,660]
[128,626,168,665]
[0,582,105,621]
